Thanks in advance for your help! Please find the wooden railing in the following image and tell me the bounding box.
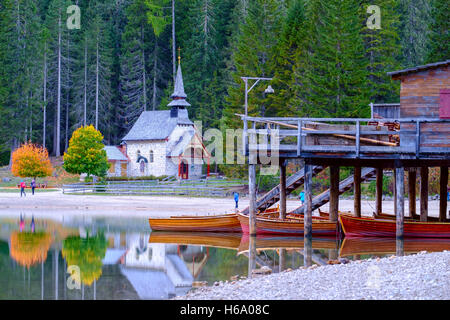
[240,116,450,159]
[62,178,245,196]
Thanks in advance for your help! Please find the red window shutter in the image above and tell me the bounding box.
[440,89,450,119]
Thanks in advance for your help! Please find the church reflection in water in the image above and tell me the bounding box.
[1,214,448,300]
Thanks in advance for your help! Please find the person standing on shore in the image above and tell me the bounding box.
[234,192,239,210]
[299,191,305,206]
[31,179,36,195]
[20,180,26,197]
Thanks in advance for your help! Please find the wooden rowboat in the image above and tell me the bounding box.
[339,213,450,238]
[372,211,446,222]
[237,213,338,236]
[149,214,242,232]
[339,237,450,257]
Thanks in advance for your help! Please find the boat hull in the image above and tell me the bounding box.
[237,213,338,236]
[149,214,242,232]
[339,214,450,238]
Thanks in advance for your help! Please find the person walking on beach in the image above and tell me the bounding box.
[20,180,26,197]
[234,192,239,209]
[31,179,36,195]
[299,191,305,206]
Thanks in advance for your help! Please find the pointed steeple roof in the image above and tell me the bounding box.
[168,61,191,108]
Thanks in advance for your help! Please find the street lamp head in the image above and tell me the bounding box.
[265,85,274,94]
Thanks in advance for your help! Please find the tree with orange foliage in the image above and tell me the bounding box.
[11,142,53,179]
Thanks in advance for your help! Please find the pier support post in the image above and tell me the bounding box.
[354,166,361,217]
[395,166,405,239]
[279,248,286,272]
[249,164,257,235]
[439,166,448,222]
[304,163,313,238]
[248,235,257,278]
[396,238,404,257]
[376,168,383,215]
[408,168,417,218]
[329,166,339,222]
[303,236,312,268]
[420,166,429,222]
[279,159,287,220]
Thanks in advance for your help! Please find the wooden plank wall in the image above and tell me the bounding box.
[395,66,450,118]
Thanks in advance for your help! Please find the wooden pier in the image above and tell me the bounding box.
[241,60,450,239]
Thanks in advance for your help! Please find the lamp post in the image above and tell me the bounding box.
[241,77,273,236]
[241,77,273,156]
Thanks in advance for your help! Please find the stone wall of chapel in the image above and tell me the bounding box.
[126,141,167,177]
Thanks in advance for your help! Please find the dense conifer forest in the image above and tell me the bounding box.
[0,0,448,164]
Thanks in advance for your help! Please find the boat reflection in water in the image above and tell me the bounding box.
[339,237,450,258]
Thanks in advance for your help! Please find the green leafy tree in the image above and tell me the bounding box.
[63,125,109,178]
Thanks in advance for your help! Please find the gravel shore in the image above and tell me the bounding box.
[176,251,450,300]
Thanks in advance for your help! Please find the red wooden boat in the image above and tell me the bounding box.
[339,213,450,238]
[237,212,338,236]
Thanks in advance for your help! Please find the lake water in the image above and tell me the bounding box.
[1,213,449,300]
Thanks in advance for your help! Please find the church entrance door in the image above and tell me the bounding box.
[180,160,189,179]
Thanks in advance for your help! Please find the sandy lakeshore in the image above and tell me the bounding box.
[0,189,443,219]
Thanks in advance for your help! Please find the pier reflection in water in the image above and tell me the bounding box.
[1,214,450,299]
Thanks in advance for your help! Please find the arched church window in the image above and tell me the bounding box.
[149,150,154,163]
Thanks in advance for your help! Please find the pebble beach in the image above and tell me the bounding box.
[176,251,450,300]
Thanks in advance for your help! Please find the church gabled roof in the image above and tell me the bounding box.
[122,109,193,141]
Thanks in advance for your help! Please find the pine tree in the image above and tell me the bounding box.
[398,0,431,67]
[45,0,72,156]
[268,0,307,117]
[361,0,401,103]
[292,0,369,118]
[223,0,285,129]
[3,0,44,158]
[119,0,154,132]
[0,0,13,153]
[425,0,449,63]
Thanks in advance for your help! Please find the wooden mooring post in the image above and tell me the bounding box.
[395,165,405,239]
[354,166,361,217]
[420,166,429,222]
[303,236,312,268]
[375,168,383,215]
[408,168,417,218]
[249,164,257,235]
[279,160,287,220]
[248,235,257,278]
[304,163,313,238]
[329,166,339,222]
[440,166,448,222]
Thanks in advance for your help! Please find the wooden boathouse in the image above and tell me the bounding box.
[242,60,450,240]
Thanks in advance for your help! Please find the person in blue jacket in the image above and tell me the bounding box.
[234,192,239,209]
[299,191,305,205]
